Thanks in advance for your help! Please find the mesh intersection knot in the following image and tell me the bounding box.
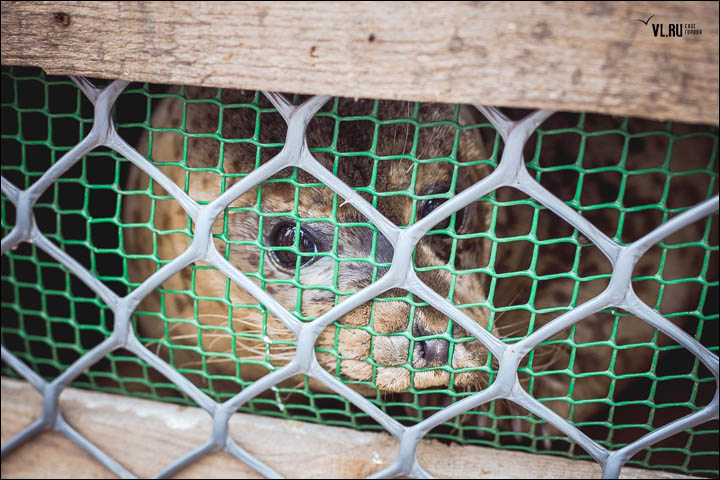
[1,70,718,478]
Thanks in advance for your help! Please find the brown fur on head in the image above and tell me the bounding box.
[124,87,495,394]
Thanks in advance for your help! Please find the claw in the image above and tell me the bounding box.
[475,409,492,439]
[404,403,419,421]
[539,423,552,450]
[511,417,523,443]
[507,402,525,443]
[402,393,420,421]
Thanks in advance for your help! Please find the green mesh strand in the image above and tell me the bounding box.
[1,66,718,476]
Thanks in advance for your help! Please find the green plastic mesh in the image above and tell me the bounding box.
[1,65,718,476]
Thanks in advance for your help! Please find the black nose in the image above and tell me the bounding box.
[418,337,450,366]
[413,323,449,367]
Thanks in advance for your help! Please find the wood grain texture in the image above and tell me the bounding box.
[1,377,697,479]
[1,1,717,125]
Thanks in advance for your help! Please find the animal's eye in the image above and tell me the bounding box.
[268,223,317,269]
[418,198,464,231]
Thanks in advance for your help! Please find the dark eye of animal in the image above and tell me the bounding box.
[269,222,318,269]
[418,198,464,231]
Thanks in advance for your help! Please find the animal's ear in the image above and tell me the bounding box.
[457,105,489,167]
[458,104,482,127]
[184,85,219,100]
[149,85,182,129]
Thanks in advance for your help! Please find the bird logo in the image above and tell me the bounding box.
[635,14,655,25]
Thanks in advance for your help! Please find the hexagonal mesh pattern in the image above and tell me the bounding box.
[1,66,718,478]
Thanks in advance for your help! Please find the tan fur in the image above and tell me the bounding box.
[124,88,716,429]
[125,87,493,394]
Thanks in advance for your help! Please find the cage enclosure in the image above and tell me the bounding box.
[1,2,718,479]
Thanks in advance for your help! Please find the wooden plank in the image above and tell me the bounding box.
[0,1,717,125]
[1,377,699,479]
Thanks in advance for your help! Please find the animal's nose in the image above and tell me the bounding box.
[418,337,450,366]
[413,321,449,367]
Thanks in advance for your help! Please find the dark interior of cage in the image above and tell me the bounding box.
[1,66,717,474]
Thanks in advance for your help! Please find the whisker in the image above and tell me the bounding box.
[194,313,283,332]
[530,343,569,372]
[494,289,526,337]
[197,313,232,320]
[177,357,235,370]
[207,333,230,351]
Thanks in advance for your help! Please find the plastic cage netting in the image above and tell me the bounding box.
[1,66,718,478]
